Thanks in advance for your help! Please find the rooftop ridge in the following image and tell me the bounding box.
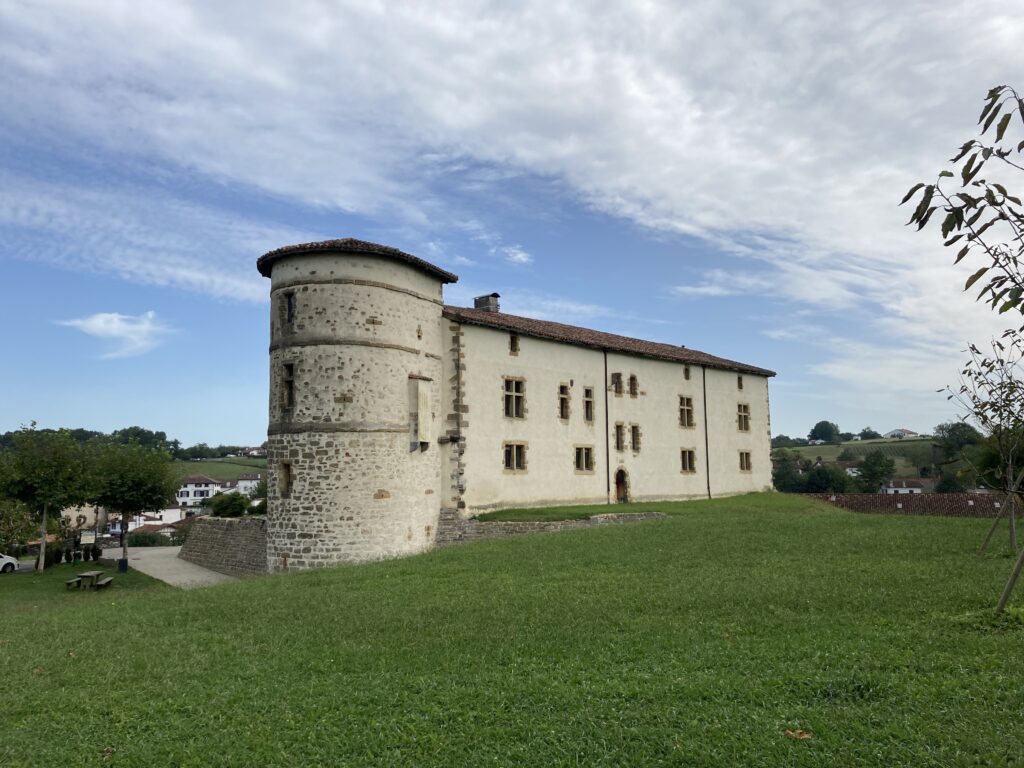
[257,238,459,283]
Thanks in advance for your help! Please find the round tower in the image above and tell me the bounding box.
[256,239,457,570]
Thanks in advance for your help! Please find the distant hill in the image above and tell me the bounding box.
[171,457,267,482]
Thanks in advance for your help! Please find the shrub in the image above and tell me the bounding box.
[209,492,251,518]
[81,547,91,562]
[91,544,102,561]
[169,519,195,546]
[126,532,169,547]
[44,543,60,567]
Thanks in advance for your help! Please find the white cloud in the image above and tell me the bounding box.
[503,246,533,265]
[58,311,171,358]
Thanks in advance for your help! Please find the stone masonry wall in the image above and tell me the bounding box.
[436,508,666,547]
[805,492,1007,518]
[178,516,268,577]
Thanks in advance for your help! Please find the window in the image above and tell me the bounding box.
[286,292,296,324]
[681,450,696,473]
[615,423,626,451]
[611,372,623,396]
[628,374,639,397]
[558,384,570,420]
[503,378,525,418]
[503,442,527,472]
[583,387,594,423]
[631,424,641,452]
[509,333,520,356]
[739,452,752,472]
[574,446,594,472]
[737,403,751,432]
[282,363,295,409]
[179,490,189,498]
[280,462,292,498]
[684,365,691,381]
[737,375,744,390]
[679,396,695,428]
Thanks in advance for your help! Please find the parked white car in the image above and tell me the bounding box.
[1,553,19,573]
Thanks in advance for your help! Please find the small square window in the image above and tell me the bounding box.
[574,446,594,472]
[681,450,696,473]
[503,442,527,472]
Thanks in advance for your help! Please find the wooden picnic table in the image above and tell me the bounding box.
[76,570,104,589]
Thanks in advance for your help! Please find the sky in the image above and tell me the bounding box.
[1,0,1021,446]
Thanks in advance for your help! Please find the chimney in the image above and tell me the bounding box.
[474,293,501,312]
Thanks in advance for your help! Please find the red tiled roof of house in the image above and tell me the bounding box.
[179,475,221,486]
[257,239,459,283]
[442,306,776,377]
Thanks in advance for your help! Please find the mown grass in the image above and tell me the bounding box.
[171,457,267,481]
[3,493,1023,766]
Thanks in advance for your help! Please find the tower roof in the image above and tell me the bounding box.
[257,238,459,283]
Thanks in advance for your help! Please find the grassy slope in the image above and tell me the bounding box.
[171,457,267,481]
[784,438,933,476]
[3,494,1023,766]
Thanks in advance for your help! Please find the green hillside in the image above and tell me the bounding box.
[781,438,936,476]
[3,494,1022,766]
[171,457,267,481]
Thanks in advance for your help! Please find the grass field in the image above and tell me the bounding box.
[171,457,267,481]
[782,438,935,476]
[3,494,1024,766]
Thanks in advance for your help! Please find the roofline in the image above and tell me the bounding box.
[443,306,775,377]
[257,239,458,283]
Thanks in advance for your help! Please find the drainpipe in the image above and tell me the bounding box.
[604,349,611,504]
[702,366,711,499]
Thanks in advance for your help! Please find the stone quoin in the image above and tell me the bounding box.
[258,238,775,571]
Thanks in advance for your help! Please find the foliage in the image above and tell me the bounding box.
[837,448,856,461]
[169,518,195,546]
[857,450,896,492]
[903,84,1024,319]
[126,532,169,547]
[0,498,35,553]
[803,463,853,493]
[808,420,841,442]
[859,427,882,440]
[936,471,967,493]
[0,425,90,571]
[770,449,809,492]
[208,492,252,518]
[934,421,983,456]
[251,478,268,501]
[839,432,855,442]
[2,494,1024,765]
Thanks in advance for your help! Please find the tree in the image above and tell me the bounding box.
[89,442,178,563]
[936,471,967,493]
[859,427,882,440]
[934,421,983,455]
[771,435,796,449]
[904,84,1024,610]
[857,450,896,493]
[771,450,806,492]
[808,421,840,443]
[804,464,853,493]
[0,499,35,556]
[839,432,855,442]
[208,492,251,518]
[0,425,89,572]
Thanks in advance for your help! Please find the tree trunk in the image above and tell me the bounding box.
[122,511,129,562]
[35,502,48,573]
[1010,495,1019,553]
[980,506,1005,554]
[996,533,1024,612]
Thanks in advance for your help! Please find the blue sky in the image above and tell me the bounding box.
[1,1,1020,446]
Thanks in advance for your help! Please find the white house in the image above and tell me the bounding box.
[883,428,919,439]
[882,479,923,494]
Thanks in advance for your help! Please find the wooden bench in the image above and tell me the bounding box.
[65,577,82,590]
[94,577,114,590]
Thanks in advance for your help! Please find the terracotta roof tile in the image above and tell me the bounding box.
[257,238,458,283]
[443,306,775,376]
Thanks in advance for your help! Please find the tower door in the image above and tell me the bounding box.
[615,469,629,503]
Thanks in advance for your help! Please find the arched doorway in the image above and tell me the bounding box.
[615,469,629,503]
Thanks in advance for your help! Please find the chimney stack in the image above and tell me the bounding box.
[474,293,501,312]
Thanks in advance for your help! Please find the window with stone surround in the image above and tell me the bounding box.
[681,449,696,473]
[739,451,752,472]
[679,396,695,428]
[277,290,296,331]
[628,374,639,397]
[558,384,570,420]
[684,365,691,381]
[509,333,520,356]
[280,462,292,498]
[574,445,595,472]
[615,423,625,451]
[583,387,594,422]
[631,424,641,452]
[503,377,525,418]
[737,403,751,432]
[503,442,527,472]
[611,372,623,396]
[282,363,295,410]
[737,375,744,390]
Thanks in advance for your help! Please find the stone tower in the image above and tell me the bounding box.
[257,239,457,570]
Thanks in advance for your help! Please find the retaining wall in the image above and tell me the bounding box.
[436,508,667,547]
[178,516,268,577]
[805,492,1008,518]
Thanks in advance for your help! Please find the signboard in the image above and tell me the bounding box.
[80,531,96,545]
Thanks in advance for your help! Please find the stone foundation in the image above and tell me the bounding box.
[178,516,269,577]
[436,508,666,547]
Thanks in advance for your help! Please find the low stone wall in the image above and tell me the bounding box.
[178,516,268,577]
[805,492,1007,518]
[436,509,666,547]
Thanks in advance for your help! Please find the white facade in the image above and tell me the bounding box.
[261,239,775,570]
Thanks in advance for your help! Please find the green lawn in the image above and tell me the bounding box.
[3,494,1023,766]
[171,457,267,481]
